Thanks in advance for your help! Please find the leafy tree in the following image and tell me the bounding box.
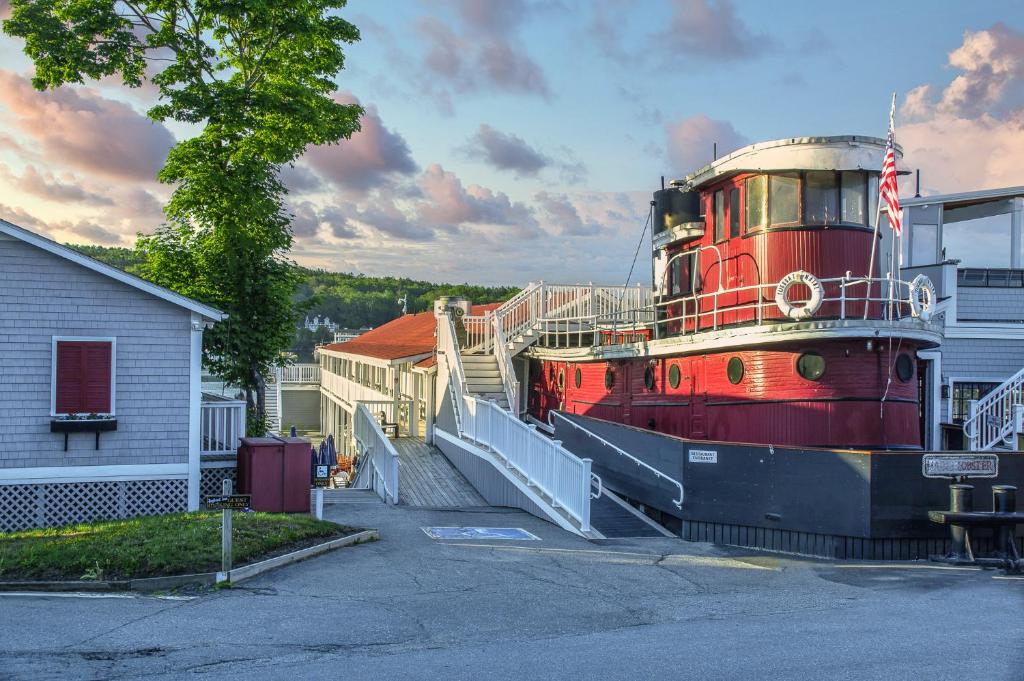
[4,1,364,431]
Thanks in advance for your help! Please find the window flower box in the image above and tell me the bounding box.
[50,415,117,451]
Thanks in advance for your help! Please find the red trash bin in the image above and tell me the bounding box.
[236,436,311,513]
[277,436,313,513]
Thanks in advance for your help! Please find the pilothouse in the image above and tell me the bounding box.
[524,136,942,449]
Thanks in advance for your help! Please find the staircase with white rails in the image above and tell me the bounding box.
[437,310,600,536]
[964,368,1024,451]
[265,374,281,434]
[461,353,510,410]
[459,281,654,416]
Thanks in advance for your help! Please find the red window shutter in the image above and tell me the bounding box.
[55,341,112,414]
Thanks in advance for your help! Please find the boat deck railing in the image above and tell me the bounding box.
[524,273,933,348]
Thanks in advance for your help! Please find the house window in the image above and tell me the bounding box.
[53,338,115,415]
[951,382,999,423]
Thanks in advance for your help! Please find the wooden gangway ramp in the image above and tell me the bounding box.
[392,437,488,508]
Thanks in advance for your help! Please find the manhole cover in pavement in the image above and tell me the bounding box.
[422,527,541,540]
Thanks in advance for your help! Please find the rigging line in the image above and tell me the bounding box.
[619,203,653,303]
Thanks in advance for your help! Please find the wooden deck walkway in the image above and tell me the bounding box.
[392,437,488,508]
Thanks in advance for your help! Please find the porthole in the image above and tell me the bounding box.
[549,365,555,382]
[796,352,826,381]
[668,364,681,389]
[727,357,744,384]
[895,354,914,382]
[604,367,615,390]
[574,367,581,389]
[644,365,656,390]
[557,369,565,390]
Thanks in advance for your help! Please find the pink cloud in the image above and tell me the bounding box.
[665,114,748,175]
[535,191,604,236]
[302,92,417,194]
[0,164,113,205]
[897,24,1024,194]
[415,2,550,105]
[656,0,769,61]
[417,163,538,235]
[0,70,175,181]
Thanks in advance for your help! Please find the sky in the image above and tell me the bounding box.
[0,0,1022,285]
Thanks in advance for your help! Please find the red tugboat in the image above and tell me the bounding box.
[526,136,942,449]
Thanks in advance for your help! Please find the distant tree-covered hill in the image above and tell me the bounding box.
[69,244,517,360]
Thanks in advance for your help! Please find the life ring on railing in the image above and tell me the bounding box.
[775,270,823,320]
[909,274,936,321]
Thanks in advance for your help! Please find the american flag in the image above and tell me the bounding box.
[880,93,901,235]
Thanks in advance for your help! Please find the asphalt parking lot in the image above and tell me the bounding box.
[2,502,1022,680]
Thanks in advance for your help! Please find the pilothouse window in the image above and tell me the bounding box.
[769,173,800,226]
[841,171,867,226]
[714,190,726,241]
[745,175,765,232]
[729,188,741,238]
[805,171,838,225]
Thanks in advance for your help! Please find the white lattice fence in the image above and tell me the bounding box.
[200,465,237,500]
[0,480,187,532]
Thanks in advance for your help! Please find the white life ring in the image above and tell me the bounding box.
[909,274,936,321]
[775,270,824,320]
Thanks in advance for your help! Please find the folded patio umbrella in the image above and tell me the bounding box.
[326,434,337,466]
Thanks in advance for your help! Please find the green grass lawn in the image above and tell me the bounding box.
[0,512,358,581]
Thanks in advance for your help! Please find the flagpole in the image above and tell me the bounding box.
[864,92,897,320]
[864,191,883,320]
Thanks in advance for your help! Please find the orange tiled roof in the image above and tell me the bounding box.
[321,302,502,362]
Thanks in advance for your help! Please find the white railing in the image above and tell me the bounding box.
[439,310,597,531]
[651,274,921,337]
[438,312,468,432]
[460,395,593,531]
[965,368,1024,451]
[491,313,520,415]
[352,403,400,504]
[200,393,247,455]
[550,411,683,508]
[357,399,416,437]
[279,364,321,383]
[321,368,393,405]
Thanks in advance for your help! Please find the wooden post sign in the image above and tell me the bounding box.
[205,494,252,510]
[206,479,250,584]
[922,453,998,479]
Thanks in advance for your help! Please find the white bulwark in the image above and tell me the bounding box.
[0,219,232,531]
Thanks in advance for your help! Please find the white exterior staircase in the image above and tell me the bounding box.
[964,367,1024,451]
[265,372,282,434]
[461,353,510,410]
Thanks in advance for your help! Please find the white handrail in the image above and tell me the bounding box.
[352,403,400,504]
[460,396,593,531]
[279,364,321,383]
[438,309,594,531]
[549,411,683,508]
[964,367,1024,451]
[490,311,520,415]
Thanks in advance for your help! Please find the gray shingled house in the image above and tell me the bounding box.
[0,219,246,531]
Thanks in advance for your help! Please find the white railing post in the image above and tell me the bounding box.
[967,399,980,450]
[579,457,592,532]
[1014,404,1024,451]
